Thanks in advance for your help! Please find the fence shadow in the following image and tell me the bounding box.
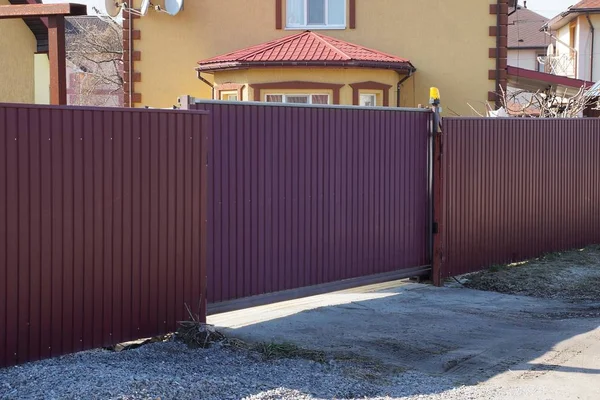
[210,282,600,398]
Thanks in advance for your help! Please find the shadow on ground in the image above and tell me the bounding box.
[209,281,600,398]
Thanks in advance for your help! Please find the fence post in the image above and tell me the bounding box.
[178,95,195,110]
[429,88,444,286]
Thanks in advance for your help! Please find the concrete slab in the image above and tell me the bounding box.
[209,281,600,390]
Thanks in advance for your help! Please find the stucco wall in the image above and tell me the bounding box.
[213,68,410,107]
[34,54,50,104]
[507,49,542,71]
[0,3,37,104]
[132,0,497,115]
[556,24,571,57]
[575,14,600,82]
[554,22,577,78]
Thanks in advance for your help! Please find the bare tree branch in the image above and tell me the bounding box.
[66,16,123,106]
[486,85,596,118]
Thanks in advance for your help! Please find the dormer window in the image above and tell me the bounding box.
[286,0,346,29]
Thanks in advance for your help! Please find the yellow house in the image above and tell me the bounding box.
[0,0,50,104]
[125,0,510,115]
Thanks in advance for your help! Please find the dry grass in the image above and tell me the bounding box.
[223,338,326,363]
[461,245,600,302]
[175,304,225,348]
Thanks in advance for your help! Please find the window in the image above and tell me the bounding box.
[537,54,545,73]
[220,92,238,101]
[266,94,330,104]
[285,94,310,104]
[359,94,376,107]
[287,0,346,29]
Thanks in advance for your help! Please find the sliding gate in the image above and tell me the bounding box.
[190,101,433,312]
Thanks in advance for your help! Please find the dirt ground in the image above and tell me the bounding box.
[460,245,600,303]
[209,277,600,400]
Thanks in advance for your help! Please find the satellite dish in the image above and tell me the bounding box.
[105,0,122,17]
[139,0,150,15]
[164,0,183,15]
[547,43,555,57]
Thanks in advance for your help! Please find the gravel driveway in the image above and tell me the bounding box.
[3,338,592,400]
[3,274,600,400]
[0,341,463,400]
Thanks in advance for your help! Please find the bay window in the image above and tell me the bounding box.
[287,0,346,29]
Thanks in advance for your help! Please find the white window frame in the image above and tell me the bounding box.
[220,91,239,101]
[286,0,347,30]
[359,93,377,107]
[265,93,330,105]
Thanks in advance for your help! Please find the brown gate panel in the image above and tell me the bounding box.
[440,118,600,277]
[191,102,432,305]
[0,104,209,368]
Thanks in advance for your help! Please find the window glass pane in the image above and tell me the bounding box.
[221,92,238,101]
[307,0,325,25]
[327,0,345,25]
[287,0,305,26]
[285,95,310,104]
[311,94,329,104]
[360,94,376,107]
[266,95,283,103]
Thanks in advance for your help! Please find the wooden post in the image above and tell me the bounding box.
[48,15,66,105]
[0,4,86,105]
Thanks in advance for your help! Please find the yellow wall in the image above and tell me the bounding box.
[0,4,37,104]
[133,0,497,115]
[213,68,408,106]
[34,54,50,105]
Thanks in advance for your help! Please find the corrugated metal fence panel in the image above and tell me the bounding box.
[0,104,209,368]
[442,118,600,277]
[192,102,432,304]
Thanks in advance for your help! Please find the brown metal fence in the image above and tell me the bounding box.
[438,117,600,278]
[190,102,433,308]
[0,104,209,368]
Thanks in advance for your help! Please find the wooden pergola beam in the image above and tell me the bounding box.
[0,3,87,105]
[0,4,86,19]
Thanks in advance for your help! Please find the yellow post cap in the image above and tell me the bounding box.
[429,87,440,103]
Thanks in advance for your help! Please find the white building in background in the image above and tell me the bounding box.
[503,1,598,117]
[508,4,553,72]
[542,0,600,82]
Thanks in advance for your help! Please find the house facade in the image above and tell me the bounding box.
[542,0,600,82]
[124,0,511,115]
[0,0,41,103]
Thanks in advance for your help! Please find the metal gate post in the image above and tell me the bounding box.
[429,88,444,286]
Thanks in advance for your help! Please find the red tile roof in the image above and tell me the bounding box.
[571,0,600,8]
[508,7,553,49]
[544,0,600,30]
[197,31,415,73]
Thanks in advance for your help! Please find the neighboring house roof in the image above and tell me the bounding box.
[508,66,594,94]
[8,0,48,53]
[544,0,600,31]
[586,80,600,97]
[196,31,415,73]
[508,6,552,49]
